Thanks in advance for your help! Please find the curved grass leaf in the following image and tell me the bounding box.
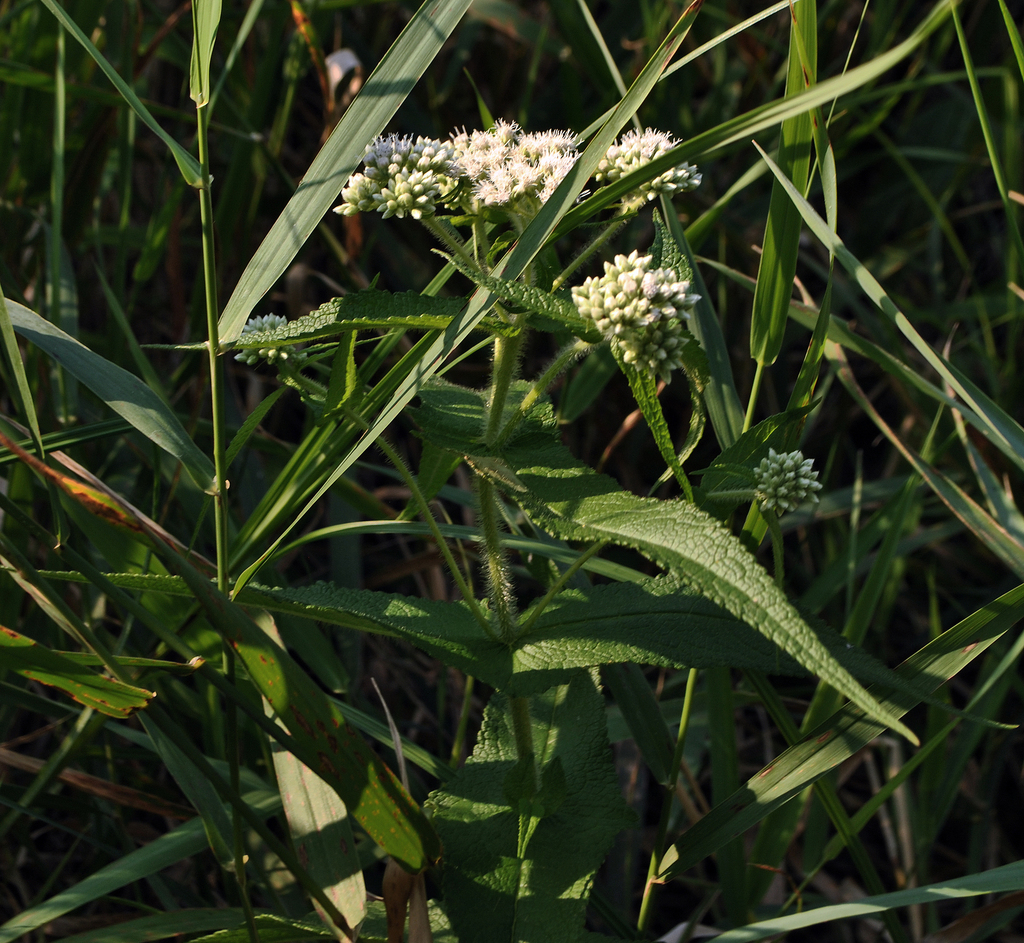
[714,861,1024,943]
[5,300,215,491]
[189,0,222,107]
[218,0,474,343]
[753,141,1024,479]
[431,670,634,943]
[51,909,250,943]
[0,625,154,718]
[658,580,1024,880]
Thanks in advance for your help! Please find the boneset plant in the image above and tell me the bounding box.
[3,0,1024,942]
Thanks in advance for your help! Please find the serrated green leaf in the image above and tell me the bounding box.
[5,299,215,491]
[413,383,918,743]
[658,580,1024,880]
[231,292,472,349]
[0,625,154,718]
[431,671,634,943]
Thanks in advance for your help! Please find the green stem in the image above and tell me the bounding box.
[449,674,475,768]
[196,104,228,594]
[495,340,591,448]
[421,215,479,271]
[637,667,699,934]
[477,477,516,642]
[743,360,765,433]
[551,217,628,291]
[374,433,493,637]
[763,507,785,588]
[509,695,537,785]
[485,332,526,445]
[198,103,256,943]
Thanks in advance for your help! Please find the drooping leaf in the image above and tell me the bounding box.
[413,382,918,743]
[35,0,202,185]
[431,671,634,943]
[0,624,154,718]
[4,300,215,491]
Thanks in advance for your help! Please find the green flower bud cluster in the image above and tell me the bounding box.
[571,251,701,382]
[754,449,822,513]
[234,315,302,366]
[335,134,457,220]
[595,129,701,207]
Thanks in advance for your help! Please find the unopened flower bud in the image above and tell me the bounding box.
[754,449,822,513]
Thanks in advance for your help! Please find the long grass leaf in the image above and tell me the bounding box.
[5,300,215,490]
[218,0,473,343]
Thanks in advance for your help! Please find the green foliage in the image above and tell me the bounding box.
[431,671,634,943]
[3,0,1024,940]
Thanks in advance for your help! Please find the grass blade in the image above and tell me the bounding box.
[218,0,473,343]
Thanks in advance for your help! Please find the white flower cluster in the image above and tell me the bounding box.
[336,134,457,220]
[754,448,822,513]
[571,251,700,382]
[450,120,579,216]
[595,129,701,206]
[234,314,299,365]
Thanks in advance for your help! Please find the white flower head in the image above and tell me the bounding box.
[571,251,701,381]
[235,314,302,366]
[754,448,823,513]
[334,133,458,219]
[450,122,579,217]
[595,128,701,206]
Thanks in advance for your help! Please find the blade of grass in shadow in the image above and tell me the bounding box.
[36,0,201,186]
[951,1,1024,268]
[747,0,816,422]
[217,0,473,343]
[753,140,1024,480]
[658,580,1024,880]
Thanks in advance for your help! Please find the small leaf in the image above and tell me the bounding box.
[0,624,154,718]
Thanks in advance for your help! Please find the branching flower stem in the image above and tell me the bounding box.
[637,666,699,934]
[551,217,628,291]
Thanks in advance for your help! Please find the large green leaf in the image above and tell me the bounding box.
[430,671,634,943]
[5,300,215,491]
[412,383,918,742]
[658,580,1024,880]
[218,0,473,342]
